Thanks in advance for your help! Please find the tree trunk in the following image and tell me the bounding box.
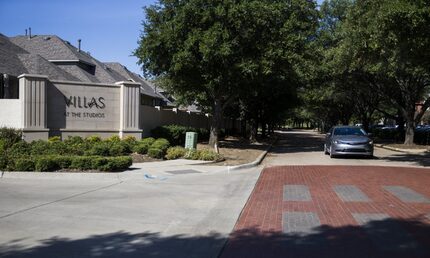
[209,99,223,152]
[403,110,415,145]
[249,119,258,142]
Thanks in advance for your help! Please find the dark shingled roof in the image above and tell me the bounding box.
[10,35,95,65]
[0,34,78,81]
[104,62,174,102]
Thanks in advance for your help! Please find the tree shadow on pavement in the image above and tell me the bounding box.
[379,153,430,167]
[270,130,325,154]
[1,217,429,258]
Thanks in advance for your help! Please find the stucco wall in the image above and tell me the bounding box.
[0,99,22,128]
[47,80,121,131]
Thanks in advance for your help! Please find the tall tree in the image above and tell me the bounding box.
[135,0,318,149]
[335,0,430,144]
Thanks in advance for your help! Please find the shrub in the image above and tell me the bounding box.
[148,148,164,159]
[70,156,94,170]
[184,149,200,160]
[52,156,73,169]
[0,139,5,152]
[64,136,84,145]
[48,136,61,143]
[165,146,187,160]
[35,156,59,172]
[198,149,223,161]
[109,156,132,170]
[0,127,22,148]
[30,140,53,155]
[106,135,121,143]
[87,142,111,156]
[14,158,35,171]
[85,135,102,144]
[151,125,211,145]
[8,141,31,157]
[109,142,129,156]
[93,156,132,171]
[0,154,7,170]
[151,138,170,152]
[133,137,155,154]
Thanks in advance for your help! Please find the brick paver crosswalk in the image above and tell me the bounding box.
[220,166,430,258]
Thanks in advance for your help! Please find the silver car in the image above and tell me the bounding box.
[324,126,374,158]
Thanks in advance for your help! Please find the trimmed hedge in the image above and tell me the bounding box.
[151,125,210,146]
[165,146,187,160]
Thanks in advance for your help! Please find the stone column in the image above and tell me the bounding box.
[116,81,143,139]
[18,74,49,141]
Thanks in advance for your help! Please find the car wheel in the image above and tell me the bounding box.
[324,144,329,155]
[329,146,335,158]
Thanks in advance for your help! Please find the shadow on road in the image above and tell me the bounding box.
[379,153,430,167]
[1,217,429,258]
[270,130,325,154]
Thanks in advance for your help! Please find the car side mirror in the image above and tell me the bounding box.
[326,133,331,137]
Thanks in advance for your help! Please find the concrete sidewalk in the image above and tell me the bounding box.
[0,160,262,258]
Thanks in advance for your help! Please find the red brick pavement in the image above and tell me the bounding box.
[220,166,430,258]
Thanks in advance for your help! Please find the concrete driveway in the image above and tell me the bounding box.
[263,130,430,167]
[0,161,260,258]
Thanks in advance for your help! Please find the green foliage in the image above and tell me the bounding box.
[85,135,102,144]
[48,136,61,143]
[35,156,59,172]
[86,142,111,156]
[0,153,7,170]
[150,138,170,152]
[135,0,319,145]
[165,146,187,160]
[147,148,165,159]
[70,156,94,170]
[109,142,129,156]
[0,127,22,149]
[132,137,156,155]
[197,149,223,161]
[7,141,31,157]
[151,125,209,146]
[64,136,84,145]
[30,140,53,156]
[106,135,121,143]
[14,157,35,171]
[184,149,200,160]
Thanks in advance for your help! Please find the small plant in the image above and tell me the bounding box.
[14,158,35,171]
[48,136,61,143]
[198,149,223,161]
[148,148,164,159]
[64,136,84,145]
[87,142,111,156]
[85,135,102,144]
[7,141,31,157]
[132,137,155,154]
[184,149,200,160]
[165,146,186,160]
[150,138,170,152]
[35,156,59,172]
[106,135,121,143]
[70,156,94,170]
[109,142,129,156]
[0,127,22,149]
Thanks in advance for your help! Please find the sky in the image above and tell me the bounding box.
[0,0,324,76]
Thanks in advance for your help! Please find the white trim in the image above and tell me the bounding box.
[50,79,120,88]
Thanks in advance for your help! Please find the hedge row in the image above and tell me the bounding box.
[151,125,211,146]
[1,155,132,172]
[165,146,223,161]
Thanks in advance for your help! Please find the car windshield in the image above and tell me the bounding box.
[333,127,366,136]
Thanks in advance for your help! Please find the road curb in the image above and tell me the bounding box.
[229,140,275,171]
[375,144,429,154]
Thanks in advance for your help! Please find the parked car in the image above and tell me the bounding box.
[324,126,374,158]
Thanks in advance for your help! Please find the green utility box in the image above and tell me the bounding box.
[185,132,198,149]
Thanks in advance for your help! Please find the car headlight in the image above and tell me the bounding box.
[368,141,373,145]
[333,140,339,144]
